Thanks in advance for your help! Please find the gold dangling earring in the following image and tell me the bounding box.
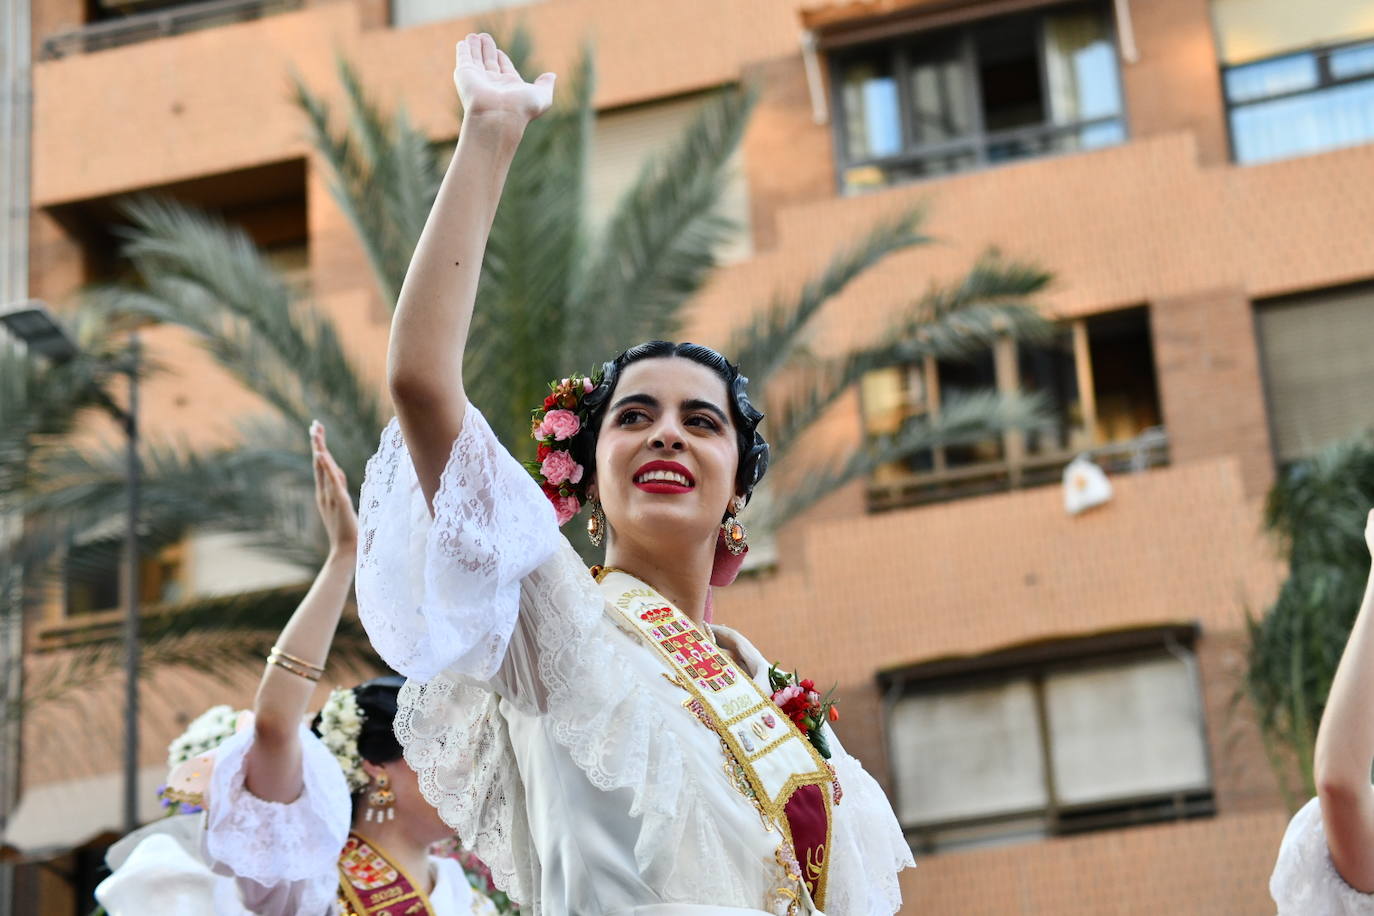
[366,771,396,823]
[720,496,748,556]
[587,498,607,547]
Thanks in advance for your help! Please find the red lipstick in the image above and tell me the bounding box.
[632,460,695,494]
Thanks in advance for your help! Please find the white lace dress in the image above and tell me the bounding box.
[1271,798,1374,915]
[94,723,498,916]
[355,407,913,916]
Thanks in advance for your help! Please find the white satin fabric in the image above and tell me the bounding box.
[93,724,496,916]
[355,408,914,915]
[1271,798,1374,915]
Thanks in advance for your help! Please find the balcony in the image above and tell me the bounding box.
[867,426,1169,512]
[40,0,302,59]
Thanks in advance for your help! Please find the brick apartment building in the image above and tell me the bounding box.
[4,0,1374,912]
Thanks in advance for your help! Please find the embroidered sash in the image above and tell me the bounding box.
[336,833,436,916]
[598,569,835,908]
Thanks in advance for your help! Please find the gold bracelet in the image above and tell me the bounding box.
[266,652,322,682]
[269,645,326,676]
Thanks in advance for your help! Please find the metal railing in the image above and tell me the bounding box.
[867,427,1171,512]
[40,0,303,59]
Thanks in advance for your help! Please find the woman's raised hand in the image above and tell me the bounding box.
[454,33,556,125]
[311,421,358,557]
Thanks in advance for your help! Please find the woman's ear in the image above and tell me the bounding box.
[360,760,386,784]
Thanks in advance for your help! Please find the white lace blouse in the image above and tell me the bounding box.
[1271,798,1374,915]
[355,407,914,916]
[94,724,497,915]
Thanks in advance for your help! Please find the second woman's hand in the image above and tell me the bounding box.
[311,421,358,559]
[247,422,359,804]
[454,32,556,126]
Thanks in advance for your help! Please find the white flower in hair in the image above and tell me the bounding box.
[167,705,245,769]
[317,686,368,792]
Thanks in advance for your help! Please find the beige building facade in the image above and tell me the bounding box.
[10,0,1374,912]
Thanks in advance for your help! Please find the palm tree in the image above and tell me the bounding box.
[1,310,133,721]
[1245,433,1374,805]
[14,34,1051,690]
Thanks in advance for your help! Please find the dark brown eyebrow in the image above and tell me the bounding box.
[682,399,729,426]
[610,394,729,426]
[611,394,659,413]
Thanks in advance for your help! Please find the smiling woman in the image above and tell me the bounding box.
[565,341,769,611]
[357,32,913,916]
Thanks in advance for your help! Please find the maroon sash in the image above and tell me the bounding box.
[786,783,831,903]
[336,834,435,916]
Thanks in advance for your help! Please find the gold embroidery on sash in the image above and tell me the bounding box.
[336,833,437,916]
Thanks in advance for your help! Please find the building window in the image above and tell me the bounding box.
[392,0,533,30]
[64,541,184,618]
[42,0,303,58]
[48,159,308,292]
[1212,0,1374,163]
[1255,283,1374,462]
[882,626,1214,854]
[830,2,1126,193]
[861,307,1164,510]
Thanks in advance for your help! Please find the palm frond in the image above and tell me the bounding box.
[1246,431,1374,796]
[9,586,381,724]
[110,198,385,440]
[752,390,1047,530]
[294,58,443,306]
[0,310,129,495]
[20,436,319,587]
[762,254,1051,461]
[572,84,755,358]
[727,207,931,386]
[884,252,1054,364]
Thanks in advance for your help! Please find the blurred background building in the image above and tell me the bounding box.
[5,0,1374,912]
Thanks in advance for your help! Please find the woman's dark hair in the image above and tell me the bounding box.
[310,675,405,780]
[572,341,769,504]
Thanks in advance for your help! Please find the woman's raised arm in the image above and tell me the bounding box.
[1313,508,1374,891]
[244,422,357,804]
[387,32,555,507]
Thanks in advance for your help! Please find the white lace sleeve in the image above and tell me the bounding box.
[356,409,562,682]
[399,675,536,904]
[397,543,722,907]
[824,729,915,915]
[1271,798,1374,915]
[202,723,351,916]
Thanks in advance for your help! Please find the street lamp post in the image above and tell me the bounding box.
[1,301,142,833]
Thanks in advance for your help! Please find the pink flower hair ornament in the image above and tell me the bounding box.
[525,373,600,525]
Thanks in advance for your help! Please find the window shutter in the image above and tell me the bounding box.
[1256,284,1374,462]
[1043,654,1210,806]
[890,679,1047,826]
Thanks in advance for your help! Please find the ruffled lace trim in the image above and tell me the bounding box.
[825,740,914,915]
[357,410,560,683]
[203,724,351,894]
[397,677,534,906]
[1271,798,1374,915]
